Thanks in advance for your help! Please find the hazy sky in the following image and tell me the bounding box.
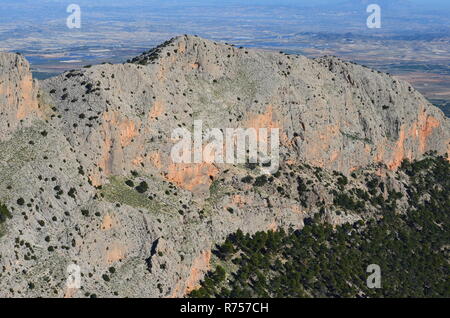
[1,0,448,75]
[2,0,450,8]
[1,0,448,51]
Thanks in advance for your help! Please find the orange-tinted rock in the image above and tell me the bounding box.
[0,53,40,140]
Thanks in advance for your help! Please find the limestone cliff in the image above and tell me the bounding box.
[41,35,450,189]
[0,53,41,140]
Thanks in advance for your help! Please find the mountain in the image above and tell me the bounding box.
[0,35,448,297]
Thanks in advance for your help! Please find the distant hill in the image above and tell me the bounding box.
[431,99,450,118]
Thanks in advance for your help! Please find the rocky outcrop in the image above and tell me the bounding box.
[0,35,449,298]
[314,56,450,170]
[41,35,450,189]
[0,53,41,140]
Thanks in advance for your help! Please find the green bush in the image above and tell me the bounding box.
[0,203,12,223]
[135,181,149,193]
[253,175,267,187]
[125,180,134,187]
[241,176,253,184]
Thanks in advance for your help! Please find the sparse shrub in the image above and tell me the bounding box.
[366,178,379,190]
[337,176,348,186]
[333,193,364,211]
[241,176,253,184]
[253,175,268,187]
[68,188,77,199]
[125,180,134,188]
[135,181,149,193]
[131,170,139,177]
[78,166,85,176]
[0,203,12,223]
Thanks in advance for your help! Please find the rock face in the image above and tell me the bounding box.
[0,53,40,140]
[0,35,449,298]
[42,35,450,185]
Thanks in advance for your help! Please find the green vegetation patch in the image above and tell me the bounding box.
[0,202,12,237]
[340,130,373,145]
[191,155,450,298]
[0,203,12,223]
[100,176,173,215]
